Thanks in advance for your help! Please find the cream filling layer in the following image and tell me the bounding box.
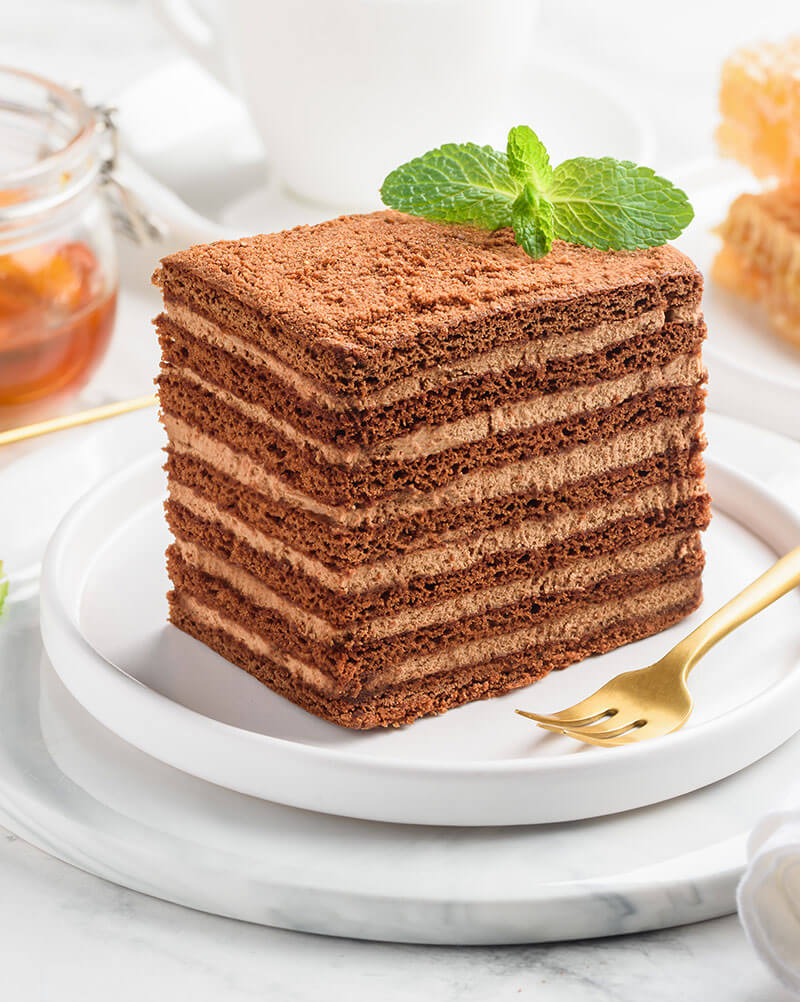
[166,300,700,412]
[165,412,704,529]
[174,530,700,643]
[165,352,705,465]
[169,477,704,592]
[175,575,700,696]
[369,576,698,690]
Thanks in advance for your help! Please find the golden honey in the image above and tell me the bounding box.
[0,240,116,420]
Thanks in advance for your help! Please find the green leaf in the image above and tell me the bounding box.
[506,125,552,191]
[0,561,7,618]
[512,184,554,259]
[547,157,694,251]
[380,142,519,230]
[379,131,694,260]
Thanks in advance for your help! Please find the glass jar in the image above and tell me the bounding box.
[0,68,118,429]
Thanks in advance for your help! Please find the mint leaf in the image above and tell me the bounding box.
[548,157,694,251]
[507,126,552,191]
[379,142,518,230]
[380,129,694,260]
[512,184,554,259]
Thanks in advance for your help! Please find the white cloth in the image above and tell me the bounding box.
[738,809,800,994]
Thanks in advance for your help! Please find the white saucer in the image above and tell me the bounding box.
[39,437,800,827]
[114,56,654,241]
[0,608,793,945]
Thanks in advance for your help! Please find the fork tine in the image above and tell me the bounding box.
[556,720,653,747]
[515,707,615,728]
[534,717,636,738]
[537,711,645,736]
[558,718,646,740]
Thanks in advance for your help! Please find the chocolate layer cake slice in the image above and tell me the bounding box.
[154,210,710,729]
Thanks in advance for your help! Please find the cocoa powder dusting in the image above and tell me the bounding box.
[155,211,700,350]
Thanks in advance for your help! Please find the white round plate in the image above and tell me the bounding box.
[40,440,800,826]
[675,160,800,441]
[0,611,790,944]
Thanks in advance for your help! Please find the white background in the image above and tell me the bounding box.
[2,2,800,999]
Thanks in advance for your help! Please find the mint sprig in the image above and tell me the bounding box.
[380,126,693,260]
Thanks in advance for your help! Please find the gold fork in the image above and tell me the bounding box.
[516,544,800,747]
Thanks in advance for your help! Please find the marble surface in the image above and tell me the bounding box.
[0,837,791,1002]
[3,1,800,998]
[0,618,797,1000]
[0,593,786,946]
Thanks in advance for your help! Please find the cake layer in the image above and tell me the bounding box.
[166,490,711,624]
[170,528,702,644]
[157,309,706,448]
[159,332,705,461]
[169,573,703,728]
[165,443,705,568]
[174,572,700,693]
[155,212,701,394]
[161,350,704,468]
[164,408,704,529]
[167,530,705,685]
[164,299,700,412]
[167,475,707,594]
[159,376,706,506]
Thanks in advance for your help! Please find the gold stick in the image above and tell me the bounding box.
[0,394,158,447]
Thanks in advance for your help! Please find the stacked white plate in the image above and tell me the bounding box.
[0,409,795,944]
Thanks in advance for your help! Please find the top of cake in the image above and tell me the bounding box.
[155,211,700,353]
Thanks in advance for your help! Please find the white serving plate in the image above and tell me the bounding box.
[0,614,787,945]
[39,438,800,827]
[1,412,798,943]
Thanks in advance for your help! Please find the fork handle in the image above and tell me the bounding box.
[672,544,800,676]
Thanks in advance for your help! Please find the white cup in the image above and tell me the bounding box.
[152,0,540,209]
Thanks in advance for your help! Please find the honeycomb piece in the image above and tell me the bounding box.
[713,186,800,348]
[717,38,800,183]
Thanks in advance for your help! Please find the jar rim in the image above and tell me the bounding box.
[0,66,101,223]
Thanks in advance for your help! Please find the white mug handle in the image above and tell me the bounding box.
[150,0,233,88]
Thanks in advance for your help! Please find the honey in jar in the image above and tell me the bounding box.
[0,69,119,428]
[0,240,116,420]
